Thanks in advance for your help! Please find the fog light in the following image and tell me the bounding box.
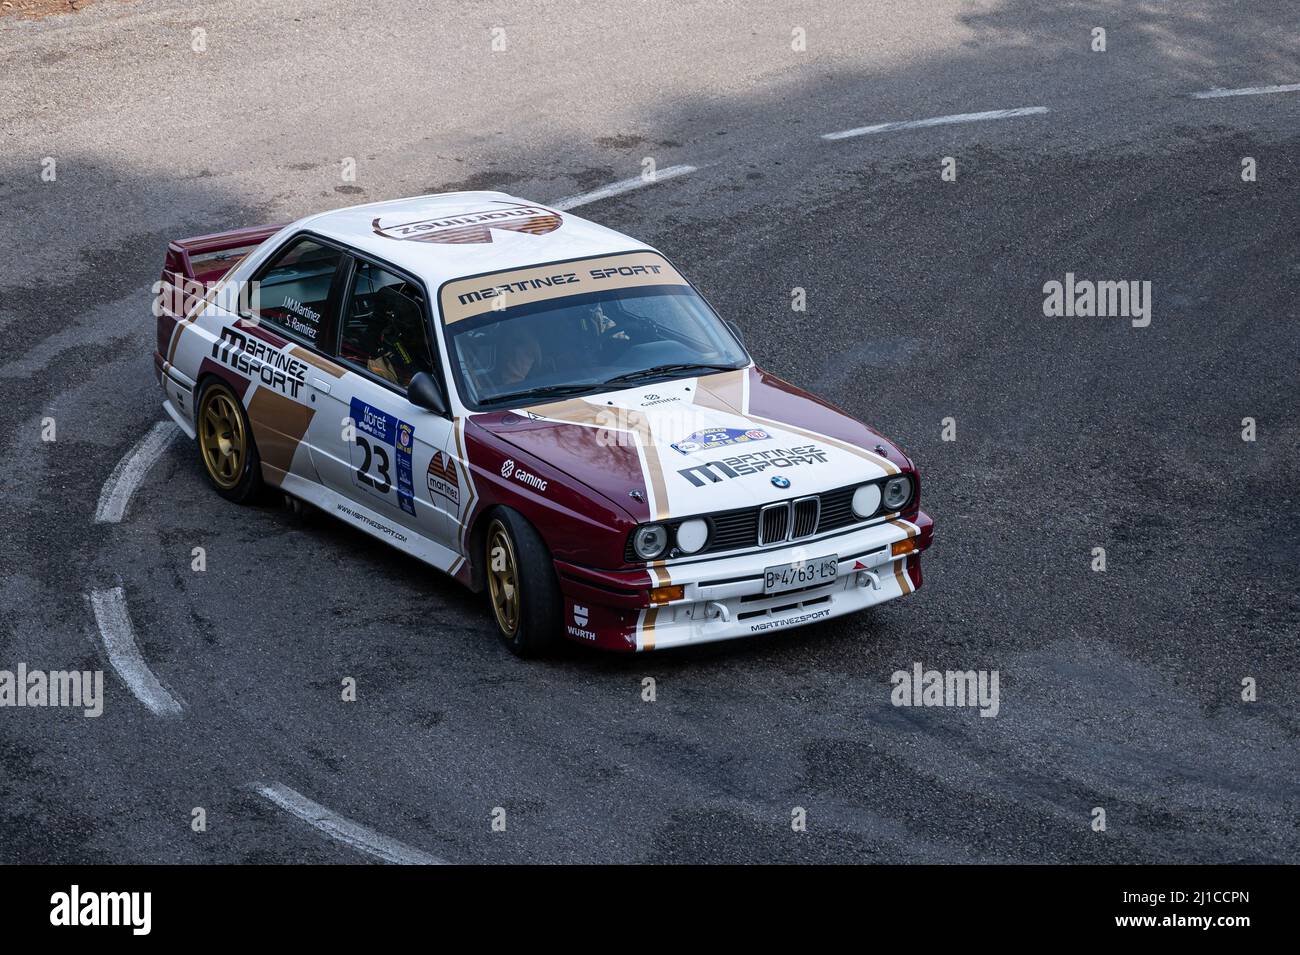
[649,584,685,605]
[851,483,882,518]
[675,518,709,554]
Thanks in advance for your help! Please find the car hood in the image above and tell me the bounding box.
[470,366,911,523]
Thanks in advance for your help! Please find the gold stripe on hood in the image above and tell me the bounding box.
[528,397,671,521]
[694,369,899,477]
[691,368,747,414]
[744,412,901,476]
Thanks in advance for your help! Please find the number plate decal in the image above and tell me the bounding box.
[349,397,417,516]
[762,555,838,595]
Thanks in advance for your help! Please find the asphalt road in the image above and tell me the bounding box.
[1,0,1297,863]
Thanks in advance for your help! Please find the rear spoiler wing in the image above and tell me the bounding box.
[158,223,284,324]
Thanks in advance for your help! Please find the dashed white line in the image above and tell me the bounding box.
[552,164,698,211]
[822,106,1050,141]
[1190,82,1300,99]
[94,421,179,523]
[254,783,446,865]
[89,587,184,718]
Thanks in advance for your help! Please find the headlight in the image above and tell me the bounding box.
[632,523,669,560]
[675,518,709,554]
[851,483,882,519]
[882,475,912,511]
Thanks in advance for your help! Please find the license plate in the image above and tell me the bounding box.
[763,555,838,594]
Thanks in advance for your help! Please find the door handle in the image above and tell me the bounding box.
[309,377,332,395]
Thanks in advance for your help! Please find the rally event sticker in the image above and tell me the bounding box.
[349,397,416,516]
[671,427,770,455]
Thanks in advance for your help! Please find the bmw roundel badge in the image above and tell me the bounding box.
[771,475,791,489]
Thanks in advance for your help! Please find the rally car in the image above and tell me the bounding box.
[154,192,933,655]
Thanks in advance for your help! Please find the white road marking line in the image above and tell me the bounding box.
[1190,82,1300,99]
[255,783,446,865]
[552,164,697,211]
[822,106,1050,141]
[89,587,184,718]
[94,421,180,523]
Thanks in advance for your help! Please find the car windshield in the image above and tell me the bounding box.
[438,252,750,409]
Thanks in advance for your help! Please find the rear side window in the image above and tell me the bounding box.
[338,261,435,390]
[248,237,343,345]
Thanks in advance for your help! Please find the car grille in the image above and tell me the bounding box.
[758,502,790,545]
[625,481,891,562]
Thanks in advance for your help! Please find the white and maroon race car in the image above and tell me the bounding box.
[154,192,933,655]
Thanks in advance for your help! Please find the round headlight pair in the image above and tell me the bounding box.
[851,476,912,518]
[632,518,710,560]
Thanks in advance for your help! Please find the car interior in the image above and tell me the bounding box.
[338,266,435,389]
[252,240,340,339]
[453,291,734,405]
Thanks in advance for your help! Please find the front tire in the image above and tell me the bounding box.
[195,378,263,503]
[484,508,562,657]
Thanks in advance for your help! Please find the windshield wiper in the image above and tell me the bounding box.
[480,382,605,408]
[603,363,740,386]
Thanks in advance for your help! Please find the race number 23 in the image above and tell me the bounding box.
[348,398,416,515]
[353,435,392,493]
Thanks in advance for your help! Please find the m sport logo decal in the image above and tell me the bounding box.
[677,445,829,487]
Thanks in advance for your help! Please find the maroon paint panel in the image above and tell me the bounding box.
[464,419,638,569]
[552,559,657,600]
[746,367,912,470]
[911,509,935,550]
[561,596,638,652]
[156,312,179,363]
[470,411,652,522]
[196,356,252,400]
[907,554,923,590]
[907,509,934,589]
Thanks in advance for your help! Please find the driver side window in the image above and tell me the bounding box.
[247,237,342,345]
[339,261,435,390]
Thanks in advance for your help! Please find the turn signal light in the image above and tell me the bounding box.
[649,585,685,605]
[891,538,917,558]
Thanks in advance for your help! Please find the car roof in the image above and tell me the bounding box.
[297,191,654,289]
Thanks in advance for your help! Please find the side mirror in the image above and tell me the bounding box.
[407,371,448,416]
[725,320,745,344]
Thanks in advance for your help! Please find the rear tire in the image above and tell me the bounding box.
[484,508,562,657]
[195,378,264,504]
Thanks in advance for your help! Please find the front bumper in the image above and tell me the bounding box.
[555,509,932,651]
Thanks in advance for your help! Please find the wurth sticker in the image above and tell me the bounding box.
[349,397,416,516]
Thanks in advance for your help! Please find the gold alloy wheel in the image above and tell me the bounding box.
[486,519,521,637]
[198,386,246,489]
